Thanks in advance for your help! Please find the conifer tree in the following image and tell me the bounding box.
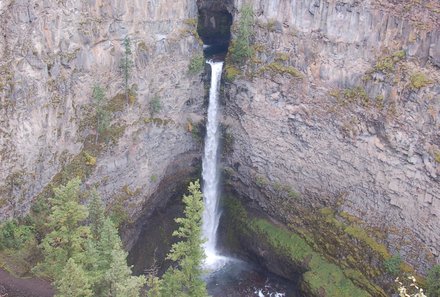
[105,243,147,297]
[55,258,93,297]
[230,5,254,65]
[89,189,106,240]
[92,85,109,143]
[91,217,146,297]
[121,36,133,105]
[34,177,90,279]
[159,180,208,297]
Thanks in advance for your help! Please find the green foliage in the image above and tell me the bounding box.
[344,225,390,259]
[259,62,303,78]
[188,54,204,75]
[433,150,440,163]
[104,243,146,297]
[223,198,379,297]
[410,73,432,89]
[225,65,240,82]
[255,175,268,187]
[108,200,129,228]
[287,188,300,199]
[373,50,406,74]
[84,151,97,166]
[189,120,205,144]
[383,254,402,276]
[55,258,93,297]
[149,95,162,116]
[88,189,106,240]
[33,178,90,279]
[121,36,133,105]
[229,5,254,65]
[34,179,145,297]
[93,85,110,143]
[222,130,234,153]
[0,220,34,250]
[343,86,370,107]
[153,180,208,297]
[427,265,440,297]
[250,219,371,297]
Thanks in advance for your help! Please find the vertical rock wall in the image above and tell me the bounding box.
[224,0,440,273]
[0,0,205,222]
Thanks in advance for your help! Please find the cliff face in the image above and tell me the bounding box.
[224,0,440,273]
[0,0,204,222]
[1,0,439,282]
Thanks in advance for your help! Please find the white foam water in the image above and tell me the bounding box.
[201,61,229,270]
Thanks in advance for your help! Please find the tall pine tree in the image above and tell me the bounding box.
[89,217,146,297]
[157,180,208,297]
[105,243,147,297]
[88,188,106,240]
[33,177,90,279]
[55,258,93,297]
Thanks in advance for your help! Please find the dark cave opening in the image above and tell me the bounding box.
[197,1,233,59]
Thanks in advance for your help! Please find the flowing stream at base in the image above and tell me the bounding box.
[201,60,229,269]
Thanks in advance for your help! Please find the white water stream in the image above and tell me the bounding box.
[202,61,229,269]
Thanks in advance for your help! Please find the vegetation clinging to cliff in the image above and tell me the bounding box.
[120,36,133,106]
[229,5,254,65]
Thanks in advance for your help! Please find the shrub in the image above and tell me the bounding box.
[427,265,440,297]
[188,54,204,74]
[149,95,162,116]
[225,65,240,82]
[0,220,34,250]
[259,62,303,78]
[383,254,402,276]
[410,73,432,89]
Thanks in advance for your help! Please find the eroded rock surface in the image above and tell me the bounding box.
[0,0,205,224]
[224,0,440,273]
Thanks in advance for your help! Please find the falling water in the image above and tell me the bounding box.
[202,61,227,269]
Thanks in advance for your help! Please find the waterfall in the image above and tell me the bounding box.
[202,61,227,269]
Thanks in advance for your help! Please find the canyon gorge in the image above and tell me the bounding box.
[0,0,439,296]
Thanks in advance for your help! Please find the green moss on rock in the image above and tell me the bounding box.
[223,198,379,297]
[259,62,303,78]
[410,73,432,89]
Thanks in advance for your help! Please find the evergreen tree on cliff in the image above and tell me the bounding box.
[55,258,93,297]
[94,218,146,297]
[121,36,133,106]
[33,177,90,279]
[149,180,208,297]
